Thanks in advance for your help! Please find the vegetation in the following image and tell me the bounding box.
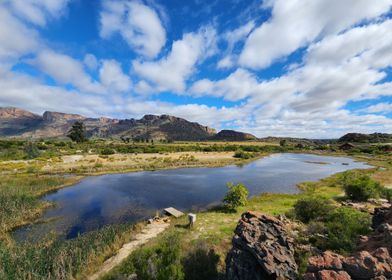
[0,137,390,279]
[24,142,41,159]
[342,173,389,201]
[311,208,371,254]
[292,197,334,223]
[67,121,87,143]
[222,183,249,212]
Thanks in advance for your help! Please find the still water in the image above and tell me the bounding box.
[14,153,371,241]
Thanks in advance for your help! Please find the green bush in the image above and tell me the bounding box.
[131,234,184,280]
[312,207,371,254]
[182,241,220,280]
[343,174,383,201]
[222,183,249,212]
[24,142,40,159]
[100,148,115,155]
[233,150,253,159]
[293,197,335,223]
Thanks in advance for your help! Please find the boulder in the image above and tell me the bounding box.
[226,211,298,280]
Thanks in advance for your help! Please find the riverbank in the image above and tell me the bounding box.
[100,153,392,280]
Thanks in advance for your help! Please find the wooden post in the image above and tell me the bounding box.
[188,213,196,229]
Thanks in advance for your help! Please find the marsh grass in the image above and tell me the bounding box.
[0,174,82,239]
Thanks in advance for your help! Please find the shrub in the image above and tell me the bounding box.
[24,142,40,159]
[233,150,253,159]
[313,207,371,254]
[100,148,115,155]
[222,183,249,212]
[343,174,383,201]
[131,234,184,280]
[293,197,335,223]
[182,241,220,280]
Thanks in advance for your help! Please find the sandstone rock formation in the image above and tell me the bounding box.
[226,211,298,280]
[305,206,392,280]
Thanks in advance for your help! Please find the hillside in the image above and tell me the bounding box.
[211,130,257,141]
[339,133,392,143]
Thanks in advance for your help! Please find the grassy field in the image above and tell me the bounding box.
[0,138,391,279]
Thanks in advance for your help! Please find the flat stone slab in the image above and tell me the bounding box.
[164,207,184,218]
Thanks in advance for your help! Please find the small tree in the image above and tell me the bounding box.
[222,183,249,212]
[24,142,40,159]
[67,121,87,143]
[280,139,287,147]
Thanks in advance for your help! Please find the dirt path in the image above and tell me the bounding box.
[88,220,170,280]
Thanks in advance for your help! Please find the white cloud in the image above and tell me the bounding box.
[99,60,132,93]
[190,68,258,101]
[361,103,392,113]
[217,21,255,69]
[8,0,70,26]
[133,26,217,92]
[0,7,40,61]
[100,0,166,58]
[239,0,392,69]
[84,54,98,70]
[33,50,104,94]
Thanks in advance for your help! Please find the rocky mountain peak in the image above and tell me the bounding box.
[43,111,85,122]
[0,107,40,119]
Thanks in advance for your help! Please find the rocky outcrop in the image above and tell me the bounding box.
[305,206,392,280]
[211,130,257,141]
[305,249,392,280]
[226,211,298,280]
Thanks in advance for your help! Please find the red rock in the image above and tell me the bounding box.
[318,270,351,280]
[308,251,344,272]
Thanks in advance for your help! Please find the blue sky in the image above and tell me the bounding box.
[0,0,391,138]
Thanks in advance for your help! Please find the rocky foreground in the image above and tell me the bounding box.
[225,205,392,280]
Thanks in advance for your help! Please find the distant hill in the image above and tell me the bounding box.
[339,133,392,143]
[211,130,257,141]
[0,107,253,141]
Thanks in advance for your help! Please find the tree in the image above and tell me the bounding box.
[280,139,287,147]
[24,142,40,159]
[67,121,87,143]
[222,183,249,212]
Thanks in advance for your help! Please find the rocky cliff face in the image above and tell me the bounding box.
[0,107,218,140]
[226,211,298,280]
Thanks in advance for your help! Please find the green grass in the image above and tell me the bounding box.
[0,174,82,240]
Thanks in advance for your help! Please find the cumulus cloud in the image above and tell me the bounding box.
[84,54,98,70]
[239,0,392,69]
[100,0,166,58]
[33,50,104,94]
[99,60,132,93]
[190,68,258,101]
[0,7,40,61]
[133,25,217,92]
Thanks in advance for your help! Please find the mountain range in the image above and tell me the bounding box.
[0,107,256,141]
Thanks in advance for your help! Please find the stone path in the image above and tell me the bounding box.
[88,220,170,280]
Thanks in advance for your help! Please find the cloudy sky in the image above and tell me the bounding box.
[0,0,391,138]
